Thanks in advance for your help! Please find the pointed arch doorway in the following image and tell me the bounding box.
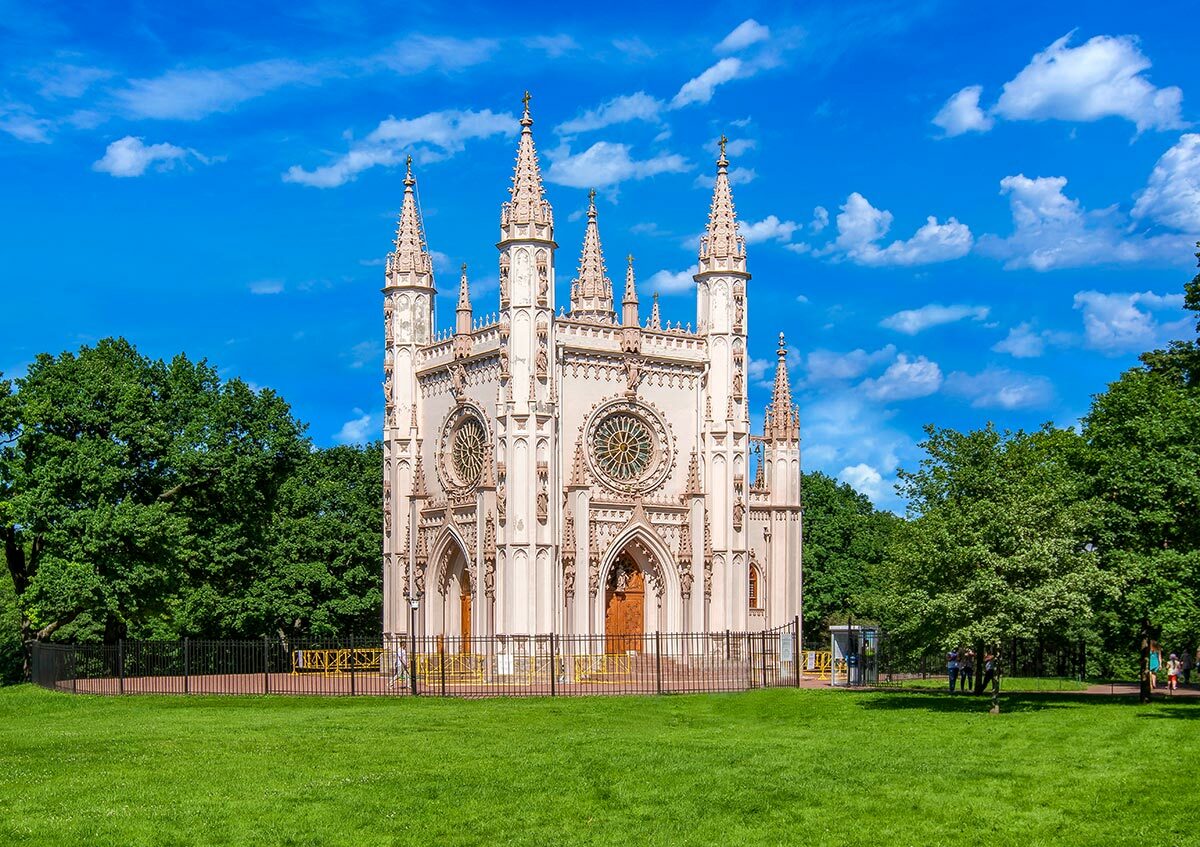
[605,554,645,654]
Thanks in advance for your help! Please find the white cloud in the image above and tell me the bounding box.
[811,206,829,232]
[644,266,698,294]
[1132,134,1200,232]
[523,34,578,57]
[671,57,743,108]
[693,166,757,188]
[978,174,1188,270]
[992,322,1046,358]
[741,215,799,245]
[945,368,1055,409]
[860,354,943,401]
[994,32,1185,133]
[115,59,324,120]
[377,35,498,73]
[612,37,656,60]
[0,103,53,143]
[839,463,886,502]
[880,303,990,335]
[92,135,203,177]
[716,19,770,54]
[249,279,284,295]
[827,193,973,266]
[1073,290,1189,354]
[347,340,381,369]
[334,410,375,444]
[747,358,770,382]
[284,108,514,188]
[932,85,994,137]
[32,63,113,99]
[556,92,664,135]
[805,344,897,382]
[545,141,689,188]
[724,138,756,157]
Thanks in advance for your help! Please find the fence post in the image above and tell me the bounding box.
[350,655,357,696]
[71,647,77,695]
[655,630,663,694]
[761,630,769,688]
[549,634,557,697]
[183,637,190,695]
[263,636,270,695]
[794,616,801,688]
[725,629,731,660]
[439,636,447,697]
[410,631,418,697]
[118,639,125,695]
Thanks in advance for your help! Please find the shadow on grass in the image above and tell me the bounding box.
[1135,701,1200,720]
[854,690,1134,714]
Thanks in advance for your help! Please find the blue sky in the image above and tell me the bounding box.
[2,1,1198,511]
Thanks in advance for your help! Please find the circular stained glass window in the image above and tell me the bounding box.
[450,418,486,487]
[592,413,654,482]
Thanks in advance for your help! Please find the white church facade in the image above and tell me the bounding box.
[381,98,802,648]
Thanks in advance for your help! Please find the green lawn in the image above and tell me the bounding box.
[887,675,1091,691]
[1,685,1196,847]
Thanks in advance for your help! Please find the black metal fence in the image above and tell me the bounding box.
[30,619,803,698]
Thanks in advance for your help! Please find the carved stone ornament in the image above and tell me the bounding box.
[583,398,673,496]
[450,363,468,401]
[733,500,745,532]
[536,345,548,379]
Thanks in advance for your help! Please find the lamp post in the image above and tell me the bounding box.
[409,598,420,696]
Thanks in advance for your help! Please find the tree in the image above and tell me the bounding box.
[799,471,897,640]
[1082,248,1200,700]
[246,444,383,643]
[0,338,308,669]
[869,424,1108,685]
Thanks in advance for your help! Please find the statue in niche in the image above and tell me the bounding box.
[623,357,641,394]
[484,558,495,598]
[384,307,394,344]
[383,367,393,402]
[499,344,510,376]
[537,258,549,303]
[535,346,548,378]
[733,500,745,532]
[450,364,467,400]
[499,254,510,301]
[735,295,744,329]
[563,561,576,596]
[497,479,507,523]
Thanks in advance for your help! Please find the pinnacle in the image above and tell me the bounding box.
[697,137,746,274]
[569,190,615,319]
[386,156,434,287]
[502,91,552,235]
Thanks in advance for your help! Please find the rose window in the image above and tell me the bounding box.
[450,418,486,487]
[593,413,654,480]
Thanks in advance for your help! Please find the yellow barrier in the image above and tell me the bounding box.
[291,647,387,676]
[414,653,486,684]
[572,653,633,684]
[803,650,832,680]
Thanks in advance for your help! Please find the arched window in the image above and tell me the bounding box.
[749,565,761,610]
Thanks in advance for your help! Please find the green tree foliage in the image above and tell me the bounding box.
[799,471,897,639]
[0,338,326,660]
[1082,245,1200,697]
[249,444,383,640]
[868,424,1108,662]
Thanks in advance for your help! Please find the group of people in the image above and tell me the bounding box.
[945,648,997,694]
[1148,642,1195,692]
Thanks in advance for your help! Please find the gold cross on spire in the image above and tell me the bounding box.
[588,187,597,204]
[522,90,532,111]
[718,134,728,158]
[627,253,634,265]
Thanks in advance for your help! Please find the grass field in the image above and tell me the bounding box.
[889,675,1091,691]
[1,686,1197,847]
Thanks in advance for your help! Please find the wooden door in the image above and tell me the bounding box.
[460,587,472,653]
[605,567,645,654]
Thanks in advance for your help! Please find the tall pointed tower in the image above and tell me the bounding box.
[383,156,436,637]
[694,136,753,631]
[495,92,559,635]
[760,333,803,632]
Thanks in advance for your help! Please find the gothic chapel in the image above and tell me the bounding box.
[381,97,802,648]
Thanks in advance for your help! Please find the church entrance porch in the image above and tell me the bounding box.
[605,555,645,654]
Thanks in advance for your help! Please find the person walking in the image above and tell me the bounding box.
[1183,650,1194,686]
[1167,653,1180,693]
[1148,641,1161,690]
[980,651,996,694]
[960,649,976,693]
[391,642,409,689]
[947,648,960,693]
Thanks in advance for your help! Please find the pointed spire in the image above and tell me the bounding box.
[456,263,473,334]
[621,253,640,327]
[569,189,615,320]
[649,292,661,330]
[766,331,799,442]
[562,510,577,562]
[684,450,702,496]
[501,91,553,240]
[697,135,747,276]
[569,437,589,487]
[413,453,427,498]
[386,155,435,288]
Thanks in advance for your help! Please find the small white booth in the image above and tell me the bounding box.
[830,624,879,687]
